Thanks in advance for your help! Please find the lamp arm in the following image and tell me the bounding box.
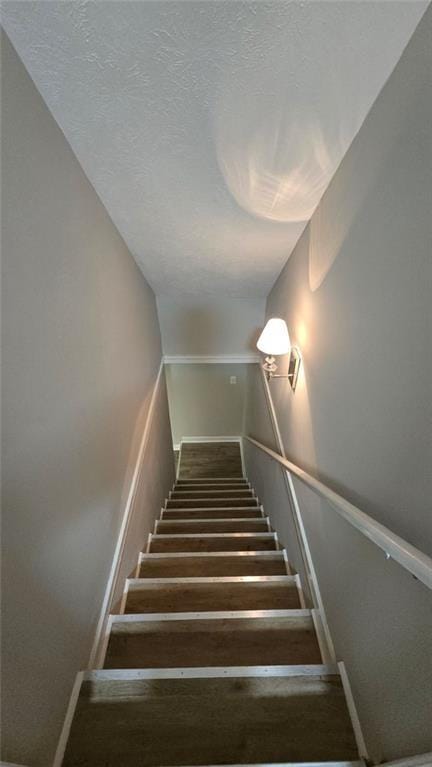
[263,346,301,391]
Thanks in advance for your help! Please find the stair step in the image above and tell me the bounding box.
[156,518,270,535]
[166,498,259,509]
[104,610,321,669]
[139,551,287,577]
[171,489,254,499]
[149,532,278,553]
[63,666,358,766]
[162,508,264,520]
[174,482,250,491]
[123,576,300,613]
[176,477,248,484]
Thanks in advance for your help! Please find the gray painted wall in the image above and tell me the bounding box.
[157,296,265,355]
[1,32,174,766]
[166,363,247,445]
[244,9,432,762]
[267,5,431,556]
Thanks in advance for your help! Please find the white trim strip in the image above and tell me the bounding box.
[338,661,369,760]
[140,550,284,560]
[245,435,432,590]
[110,608,313,623]
[179,436,243,443]
[173,479,252,493]
[119,581,129,615]
[83,663,339,681]
[87,360,166,668]
[282,549,291,575]
[164,355,259,364]
[127,575,296,585]
[311,609,333,665]
[98,614,114,669]
[151,532,276,539]
[169,486,255,501]
[175,440,182,479]
[52,671,84,767]
[294,573,306,609]
[165,506,262,513]
[144,763,364,767]
[145,533,152,554]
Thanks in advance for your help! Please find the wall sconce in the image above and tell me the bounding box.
[257,317,301,391]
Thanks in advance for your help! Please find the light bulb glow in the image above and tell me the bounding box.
[257,318,291,356]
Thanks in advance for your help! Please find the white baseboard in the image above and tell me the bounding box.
[52,672,84,767]
[163,354,259,364]
[338,661,369,761]
[87,359,165,669]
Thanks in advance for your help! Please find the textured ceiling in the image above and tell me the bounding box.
[2,1,427,297]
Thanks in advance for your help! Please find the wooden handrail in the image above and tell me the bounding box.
[244,435,432,590]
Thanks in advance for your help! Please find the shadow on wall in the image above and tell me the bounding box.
[247,325,263,352]
[307,113,398,292]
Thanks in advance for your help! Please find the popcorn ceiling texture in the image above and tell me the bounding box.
[2,0,427,298]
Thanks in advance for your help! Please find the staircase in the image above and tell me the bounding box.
[61,449,361,766]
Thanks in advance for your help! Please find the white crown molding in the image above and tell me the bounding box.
[163,354,260,364]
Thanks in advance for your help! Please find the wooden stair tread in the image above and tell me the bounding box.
[175,477,248,484]
[174,482,250,490]
[166,498,259,508]
[63,668,358,766]
[104,612,321,668]
[149,533,278,553]
[170,489,254,498]
[139,551,287,577]
[156,518,270,534]
[162,508,264,519]
[124,576,300,613]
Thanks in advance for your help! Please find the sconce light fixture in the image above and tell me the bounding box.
[257,317,301,391]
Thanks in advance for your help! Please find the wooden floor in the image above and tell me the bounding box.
[178,442,243,478]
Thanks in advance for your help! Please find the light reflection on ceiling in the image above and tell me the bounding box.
[2,1,427,297]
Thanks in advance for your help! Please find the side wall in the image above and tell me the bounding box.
[244,8,432,763]
[1,33,174,766]
[264,6,432,558]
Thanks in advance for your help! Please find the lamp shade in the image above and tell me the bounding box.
[257,318,291,356]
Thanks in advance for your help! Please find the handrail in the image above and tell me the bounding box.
[245,435,432,590]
